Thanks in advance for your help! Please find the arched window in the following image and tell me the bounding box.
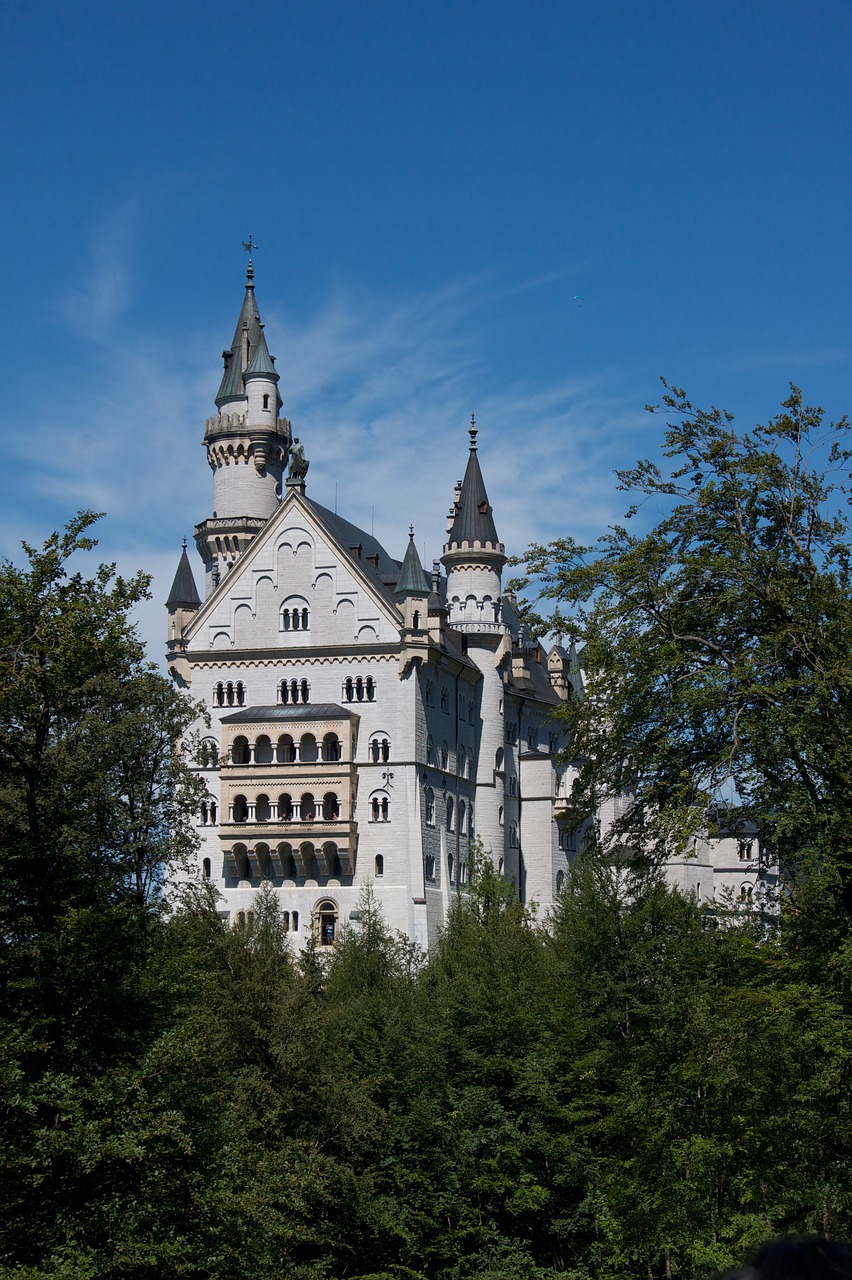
[556,869,565,894]
[458,800,466,835]
[278,735,295,764]
[446,797,454,832]
[366,676,376,702]
[300,792,316,822]
[233,795,248,823]
[255,735,273,765]
[202,856,211,879]
[226,681,235,706]
[322,733,341,762]
[301,679,310,704]
[235,682,245,706]
[426,735,435,765]
[468,699,475,724]
[343,677,354,703]
[370,734,390,763]
[447,853,454,883]
[440,686,449,713]
[412,609,420,629]
[738,840,754,861]
[262,393,270,409]
[232,735,250,765]
[199,738,219,768]
[279,680,289,705]
[315,899,338,947]
[509,774,517,796]
[425,680,434,707]
[740,884,753,902]
[424,787,435,825]
[210,801,217,824]
[291,910,299,931]
[458,745,466,777]
[255,794,271,822]
[300,734,318,764]
[509,823,518,848]
[425,853,435,880]
[498,805,504,826]
[440,741,449,770]
[201,801,209,825]
[381,796,389,822]
[322,792,339,821]
[280,598,310,634]
[495,747,504,771]
[213,682,225,707]
[375,854,384,877]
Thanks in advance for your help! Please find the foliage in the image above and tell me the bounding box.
[516,385,852,899]
[5,481,852,1279]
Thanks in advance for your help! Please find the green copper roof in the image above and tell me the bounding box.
[394,529,431,596]
[215,273,265,406]
[244,327,280,381]
[446,424,500,548]
[166,543,201,610]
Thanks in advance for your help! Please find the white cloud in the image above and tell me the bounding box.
[57,198,140,333]
[5,264,644,668]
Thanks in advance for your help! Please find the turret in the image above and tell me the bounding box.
[394,527,431,632]
[441,418,507,635]
[166,539,201,685]
[195,254,291,595]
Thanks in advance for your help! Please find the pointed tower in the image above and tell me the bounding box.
[441,418,507,634]
[166,539,201,685]
[394,527,431,633]
[195,256,291,596]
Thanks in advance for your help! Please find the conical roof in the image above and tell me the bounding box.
[166,542,201,610]
[446,422,500,548]
[394,529,431,596]
[215,267,265,406]
[244,327,280,380]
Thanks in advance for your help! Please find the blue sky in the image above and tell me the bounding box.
[2,0,851,660]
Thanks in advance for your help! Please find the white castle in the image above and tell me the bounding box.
[166,263,776,948]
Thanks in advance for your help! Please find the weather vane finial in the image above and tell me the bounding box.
[242,235,258,283]
[469,413,477,450]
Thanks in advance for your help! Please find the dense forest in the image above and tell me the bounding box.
[3,387,852,1280]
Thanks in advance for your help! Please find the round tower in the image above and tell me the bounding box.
[441,419,507,634]
[195,256,291,595]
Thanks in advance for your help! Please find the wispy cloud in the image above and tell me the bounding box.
[4,260,643,665]
[57,198,140,333]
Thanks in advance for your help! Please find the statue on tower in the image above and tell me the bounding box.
[287,437,309,483]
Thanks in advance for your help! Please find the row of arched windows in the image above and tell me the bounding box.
[230,791,342,823]
[279,679,310,705]
[230,732,341,765]
[424,681,476,724]
[342,675,376,703]
[423,787,472,834]
[225,842,348,885]
[213,681,246,707]
[369,796,390,822]
[280,604,310,632]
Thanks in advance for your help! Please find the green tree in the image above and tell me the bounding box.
[519,385,852,899]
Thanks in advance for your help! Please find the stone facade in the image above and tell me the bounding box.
[166,268,777,950]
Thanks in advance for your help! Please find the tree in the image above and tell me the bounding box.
[518,385,852,901]
[0,512,205,1059]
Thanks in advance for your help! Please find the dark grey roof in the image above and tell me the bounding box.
[221,703,356,723]
[244,328,279,381]
[215,277,264,406]
[307,499,402,602]
[394,531,430,596]
[447,434,500,548]
[166,544,201,609]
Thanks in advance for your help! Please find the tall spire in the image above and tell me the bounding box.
[215,251,266,407]
[166,539,201,609]
[446,414,500,549]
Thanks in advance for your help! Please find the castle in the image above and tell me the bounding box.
[165,262,775,947]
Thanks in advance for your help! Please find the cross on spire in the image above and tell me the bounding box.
[469,413,478,450]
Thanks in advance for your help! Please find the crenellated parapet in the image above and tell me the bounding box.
[204,414,291,476]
